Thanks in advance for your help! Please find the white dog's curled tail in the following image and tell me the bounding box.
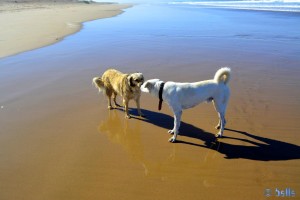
[92,77,105,93]
[214,67,231,85]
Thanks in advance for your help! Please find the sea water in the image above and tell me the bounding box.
[95,0,300,12]
[170,0,300,12]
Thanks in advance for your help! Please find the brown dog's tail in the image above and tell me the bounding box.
[92,77,105,93]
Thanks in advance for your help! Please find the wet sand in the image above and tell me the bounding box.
[0,4,300,200]
[0,0,130,58]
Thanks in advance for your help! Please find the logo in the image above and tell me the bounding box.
[265,189,272,197]
[265,188,296,197]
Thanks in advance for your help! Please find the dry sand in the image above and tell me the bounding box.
[0,0,130,58]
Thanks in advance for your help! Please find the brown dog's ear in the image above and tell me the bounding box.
[129,76,136,87]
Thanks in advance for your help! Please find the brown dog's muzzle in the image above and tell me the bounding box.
[136,77,144,87]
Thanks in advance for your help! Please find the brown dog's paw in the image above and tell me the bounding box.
[115,103,122,107]
[125,115,131,119]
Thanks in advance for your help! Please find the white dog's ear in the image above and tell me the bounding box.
[141,81,153,93]
[145,82,152,89]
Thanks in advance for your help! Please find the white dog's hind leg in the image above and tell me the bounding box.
[215,112,225,137]
[213,98,228,136]
[215,118,226,130]
[215,118,221,130]
[169,110,182,143]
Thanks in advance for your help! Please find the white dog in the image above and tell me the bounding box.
[141,67,231,142]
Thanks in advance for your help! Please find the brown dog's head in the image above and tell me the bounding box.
[128,73,144,88]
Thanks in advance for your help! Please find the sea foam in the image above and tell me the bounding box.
[169,0,300,12]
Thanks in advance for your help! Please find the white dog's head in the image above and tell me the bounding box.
[141,79,163,97]
[128,73,144,88]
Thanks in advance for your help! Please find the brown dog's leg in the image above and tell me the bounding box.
[106,90,113,110]
[135,97,144,117]
[113,92,121,107]
[123,98,131,119]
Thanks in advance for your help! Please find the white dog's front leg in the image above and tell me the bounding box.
[169,110,182,143]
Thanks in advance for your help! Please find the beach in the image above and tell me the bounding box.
[0,1,300,200]
[0,0,130,58]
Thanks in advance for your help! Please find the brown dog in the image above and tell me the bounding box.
[93,69,144,119]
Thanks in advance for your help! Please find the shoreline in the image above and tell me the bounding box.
[0,1,131,58]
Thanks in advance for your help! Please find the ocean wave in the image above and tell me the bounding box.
[169,0,300,12]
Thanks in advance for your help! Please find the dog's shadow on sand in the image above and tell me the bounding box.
[130,108,300,161]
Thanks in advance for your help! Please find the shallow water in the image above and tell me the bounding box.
[95,0,300,12]
[170,0,300,12]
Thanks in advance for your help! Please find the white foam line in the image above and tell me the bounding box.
[169,1,300,12]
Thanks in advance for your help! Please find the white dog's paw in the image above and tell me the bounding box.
[215,125,220,130]
[215,132,223,138]
[139,113,146,118]
[168,137,176,143]
[168,130,174,134]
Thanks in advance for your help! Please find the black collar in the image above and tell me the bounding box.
[158,82,165,111]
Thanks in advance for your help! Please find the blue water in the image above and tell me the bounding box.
[96,0,300,12]
[170,0,300,12]
[1,3,299,70]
